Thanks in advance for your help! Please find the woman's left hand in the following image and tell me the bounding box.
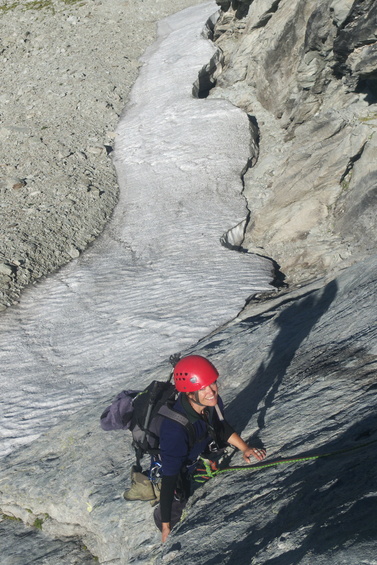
[243,447,266,462]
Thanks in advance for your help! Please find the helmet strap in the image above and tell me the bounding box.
[187,381,219,410]
[194,391,206,407]
[187,391,207,409]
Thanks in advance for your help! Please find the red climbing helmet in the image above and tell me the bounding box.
[173,355,219,392]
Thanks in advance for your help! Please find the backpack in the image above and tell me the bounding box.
[99,389,139,431]
[100,379,196,470]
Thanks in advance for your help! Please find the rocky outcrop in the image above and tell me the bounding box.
[207,0,377,284]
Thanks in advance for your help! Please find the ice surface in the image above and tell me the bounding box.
[0,2,273,457]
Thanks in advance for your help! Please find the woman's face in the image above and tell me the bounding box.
[190,381,218,407]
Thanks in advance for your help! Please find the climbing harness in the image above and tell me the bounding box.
[193,438,377,483]
[194,458,220,482]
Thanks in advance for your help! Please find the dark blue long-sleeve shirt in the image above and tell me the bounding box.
[159,394,234,523]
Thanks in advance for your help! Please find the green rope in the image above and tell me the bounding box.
[193,438,377,483]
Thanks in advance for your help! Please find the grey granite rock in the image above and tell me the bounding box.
[0,518,98,565]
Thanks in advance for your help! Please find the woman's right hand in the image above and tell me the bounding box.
[161,522,171,543]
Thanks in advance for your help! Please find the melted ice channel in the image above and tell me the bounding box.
[0,2,274,457]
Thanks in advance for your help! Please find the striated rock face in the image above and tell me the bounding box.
[208,0,377,283]
[1,255,376,564]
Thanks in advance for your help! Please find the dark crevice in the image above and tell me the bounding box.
[340,143,366,184]
[355,78,377,104]
[253,0,281,29]
[193,16,283,288]
[215,0,253,20]
[192,49,223,99]
[332,0,377,79]
[220,114,260,252]
[220,115,259,253]
[202,9,219,41]
[218,114,285,289]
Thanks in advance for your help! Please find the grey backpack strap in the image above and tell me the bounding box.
[158,404,196,449]
[215,404,224,421]
[158,404,190,426]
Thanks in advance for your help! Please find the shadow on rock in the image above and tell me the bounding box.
[226,279,338,438]
[207,415,377,565]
